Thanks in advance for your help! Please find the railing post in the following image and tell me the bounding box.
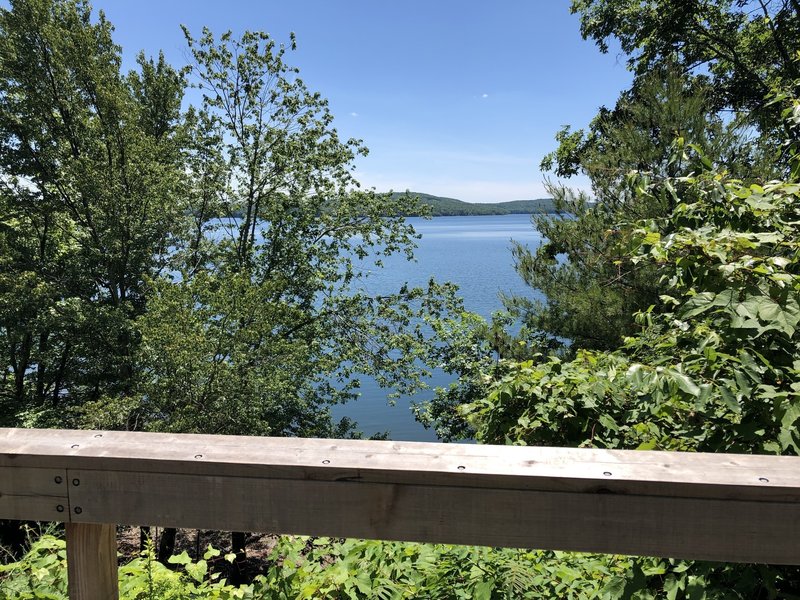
[66,523,119,600]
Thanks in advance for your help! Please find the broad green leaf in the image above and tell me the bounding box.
[680,292,715,318]
[667,369,700,397]
[472,579,495,600]
[167,551,192,566]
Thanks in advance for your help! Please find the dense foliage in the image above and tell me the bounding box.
[497,0,800,360]
[464,148,800,453]
[0,0,461,437]
[0,0,186,423]
[511,69,774,356]
[572,0,800,130]
[4,534,777,599]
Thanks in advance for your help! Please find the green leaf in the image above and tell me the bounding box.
[680,292,715,318]
[471,579,495,600]
[168,551,192,566]
[600,576,627,599]
[667,369,700,397]
[185,559,208,583]
[779,402,800,451]
[719,387,740,413]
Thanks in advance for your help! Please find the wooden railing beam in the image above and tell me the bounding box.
[3,426,800,597]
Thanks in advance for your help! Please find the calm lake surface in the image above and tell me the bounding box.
[331,213,544,441]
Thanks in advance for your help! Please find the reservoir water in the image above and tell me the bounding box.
[331,213,544,441]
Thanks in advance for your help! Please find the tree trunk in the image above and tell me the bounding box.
[194,529,201,561]
[35,331,49,403]
[157,527,177,564]
[229,531,248,584]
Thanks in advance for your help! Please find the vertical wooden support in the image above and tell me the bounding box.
[66,523,119,600]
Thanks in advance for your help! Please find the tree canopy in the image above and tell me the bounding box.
[0,0,186,424]
[0,0,460,440]
[572,0,800,129]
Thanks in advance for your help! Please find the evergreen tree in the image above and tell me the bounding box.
[507,68,769,354]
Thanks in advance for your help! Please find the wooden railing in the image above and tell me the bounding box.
[2,427,800,599]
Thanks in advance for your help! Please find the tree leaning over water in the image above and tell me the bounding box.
[126,26,442,440]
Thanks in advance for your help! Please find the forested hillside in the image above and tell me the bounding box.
[390,192,556,216]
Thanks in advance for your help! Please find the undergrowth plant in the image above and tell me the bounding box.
[0,533,765,599]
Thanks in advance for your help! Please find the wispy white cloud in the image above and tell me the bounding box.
[350,112,359,117]
[481,93,489,98]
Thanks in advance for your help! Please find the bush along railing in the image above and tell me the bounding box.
[2,427,800,599]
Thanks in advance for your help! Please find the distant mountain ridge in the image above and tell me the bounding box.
[390,192,556,216]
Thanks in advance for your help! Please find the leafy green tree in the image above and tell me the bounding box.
[0,0,186,426]
[571,0,800,132]
[417,68,765,441]
[0,0,188,557]
[466,167,800,451]
[503,0,800,365]
[76,23,463,576]
[461,124,800,595]
[97,26,456,439]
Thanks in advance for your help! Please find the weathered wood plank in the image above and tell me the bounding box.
[4,428,800,564]
[1,428,798,501]
[67,468,800,564]
[0,466,69,521]
[66,523,118,600]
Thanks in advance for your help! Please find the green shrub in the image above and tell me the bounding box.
[4,533,762,599]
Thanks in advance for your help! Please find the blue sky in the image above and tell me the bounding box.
[97,1,632,202]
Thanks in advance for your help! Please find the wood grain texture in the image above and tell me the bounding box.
[1,428,797,500]
[3,428,800,564]
[66,523,118,600]
[67,468,800,564]
[0,466,69,521]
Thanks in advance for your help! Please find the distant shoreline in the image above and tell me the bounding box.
[390,191,556,217]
